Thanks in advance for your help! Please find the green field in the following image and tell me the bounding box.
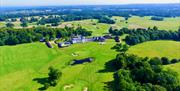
[59,19,110,36]
[127,40,180,59]
[0,16,180,90]
[112,16,180,31]
[1,16,179,33]
[0,39,180,91]
[127,40,180,80]
[0,40,117,91]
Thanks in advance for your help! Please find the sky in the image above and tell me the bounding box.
[1,0,180,6]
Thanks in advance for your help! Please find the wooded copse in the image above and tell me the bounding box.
[109,27,180,45]
[0,26,92,46]
[110,53,180,91]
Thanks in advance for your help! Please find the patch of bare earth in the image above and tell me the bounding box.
[63,84,74,90]
[83,87,88,91]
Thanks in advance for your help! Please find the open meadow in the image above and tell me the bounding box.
[112,16,180,31]
[127,40,180,59]
[1,16,179,33]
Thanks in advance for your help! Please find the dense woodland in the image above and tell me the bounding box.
[109,27,180,45]
[109,53,180,91]
[0,26,92,46]
[107,44,180,91]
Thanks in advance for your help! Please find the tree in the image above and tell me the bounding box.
[121,44,129,53]
[115,69,136,91]
[151,17,164,21]
[112,44,129,53]
[161,57,170,65]
[0,40,4,46]
[110,53,180,91]
[21,22,28,27]
[20,17,27,22]
[30,17,38,23]
[98,16,115,24]
[154,70,179,90]
[152,85,167,91]
[125,17,129,21]
[171,59,179,64]
[132,67,155,83]
[5,36,19,45]
[153,26,158,30]
[48,66,62,86]
[51,22,59,26]
[149,57,162,65]
[11,18,17,22]
[115,54,127,69]
[108,27,113,34]
[6,23,14,28]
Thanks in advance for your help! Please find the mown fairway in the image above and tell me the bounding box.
[0,40,118,91]
[127,40,180,59]
[0,39,180,91]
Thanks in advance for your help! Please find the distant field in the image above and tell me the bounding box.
[0,22,6,28]
[113,16,180,31]
[0,40,117,91]
[59,19,110,36]
[127,40,180,59]
[1,16,179,33]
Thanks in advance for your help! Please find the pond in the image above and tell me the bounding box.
[71,57,94,65]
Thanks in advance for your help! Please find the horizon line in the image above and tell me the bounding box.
[1,3,180,7]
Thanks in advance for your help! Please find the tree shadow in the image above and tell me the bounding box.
[103,72,118,91]
[33,77,49,90]
[98,59,120,91]
[103,81,116,91]
[98,59,119,73]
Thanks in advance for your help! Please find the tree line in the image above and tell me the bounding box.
[5,15,116,28]
[108,53,180,91]
[151,16,164,21]
[1,4,180,22]
[109,27,180,45]
[0,26,92,46]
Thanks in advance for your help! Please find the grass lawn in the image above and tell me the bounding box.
[0,22,6,28]
[0,39,117,91]
[0,39,180,91]
[127,40,180,59]
[164,63,180,79]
